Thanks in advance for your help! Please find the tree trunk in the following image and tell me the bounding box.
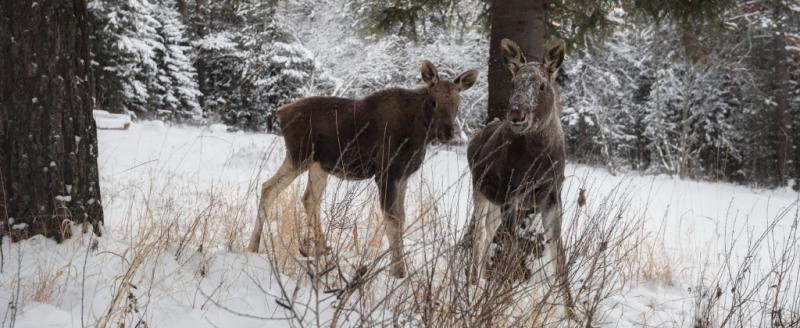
[177,0,188,17]
[772,6,793,185]
[486,0,547,122]
[194,0,207,109]
[0,0,104,240]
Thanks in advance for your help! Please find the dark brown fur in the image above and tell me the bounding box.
[249,60,478,279]
[281,88,442,181]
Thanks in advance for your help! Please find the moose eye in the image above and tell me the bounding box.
[432,101,437,107]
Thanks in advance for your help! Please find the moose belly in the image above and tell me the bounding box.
[476,177,516,206]
[323,161,376,180]
[315,150,377,180]
[475,168,556,208]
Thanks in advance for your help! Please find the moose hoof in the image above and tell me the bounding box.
[390,263,407,279]
[299,242,332,258]
[467,270,480,286]
[564,304,577,320]
[247,241,260,253]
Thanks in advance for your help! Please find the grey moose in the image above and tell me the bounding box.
[466,38,575,318]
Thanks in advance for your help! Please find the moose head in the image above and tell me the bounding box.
[500,38,566,134]
[419,60,479,143]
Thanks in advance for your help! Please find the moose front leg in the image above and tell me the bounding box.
[466,192,488,284]
[468,191,502,284]
[541,200,576,319]
[377,177,408,278]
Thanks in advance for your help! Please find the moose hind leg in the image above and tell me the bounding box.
[541,203,576,319]
[378,178,408,278]
[248,159,302,252]
[300,162,330,256]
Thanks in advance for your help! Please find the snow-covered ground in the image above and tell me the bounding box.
[1,121,798,327]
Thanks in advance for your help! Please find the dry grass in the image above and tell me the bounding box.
[94,172,675,327]
[95,238,156,328]
[3,160,798,327]
[27,267,66,304]
[261,186,305,272]
[627,236,675,286]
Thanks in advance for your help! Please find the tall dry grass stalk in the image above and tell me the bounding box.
[28,267,67,304]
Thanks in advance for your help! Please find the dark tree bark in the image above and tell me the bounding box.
[177,0,188,17]
[771,5,793,185]
[194,0,208,109]
[0,0,104,240]
[486,0,547,122]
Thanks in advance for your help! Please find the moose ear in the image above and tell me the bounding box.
[500,38,526,76]
[420,60,439,87]
[454,69,479,92]
[544,39,566,76]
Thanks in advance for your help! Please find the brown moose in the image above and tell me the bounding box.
[248,61,479,278]
[466,39,575,317]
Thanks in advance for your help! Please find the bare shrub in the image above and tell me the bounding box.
[240,165,663,327]
[690,201,800,327]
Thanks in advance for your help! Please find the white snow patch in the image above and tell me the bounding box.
[93,110,131,130]
[208,123,230,134]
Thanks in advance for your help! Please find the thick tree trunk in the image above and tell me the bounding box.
[486,0,547,122]
[0,0,104,240]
